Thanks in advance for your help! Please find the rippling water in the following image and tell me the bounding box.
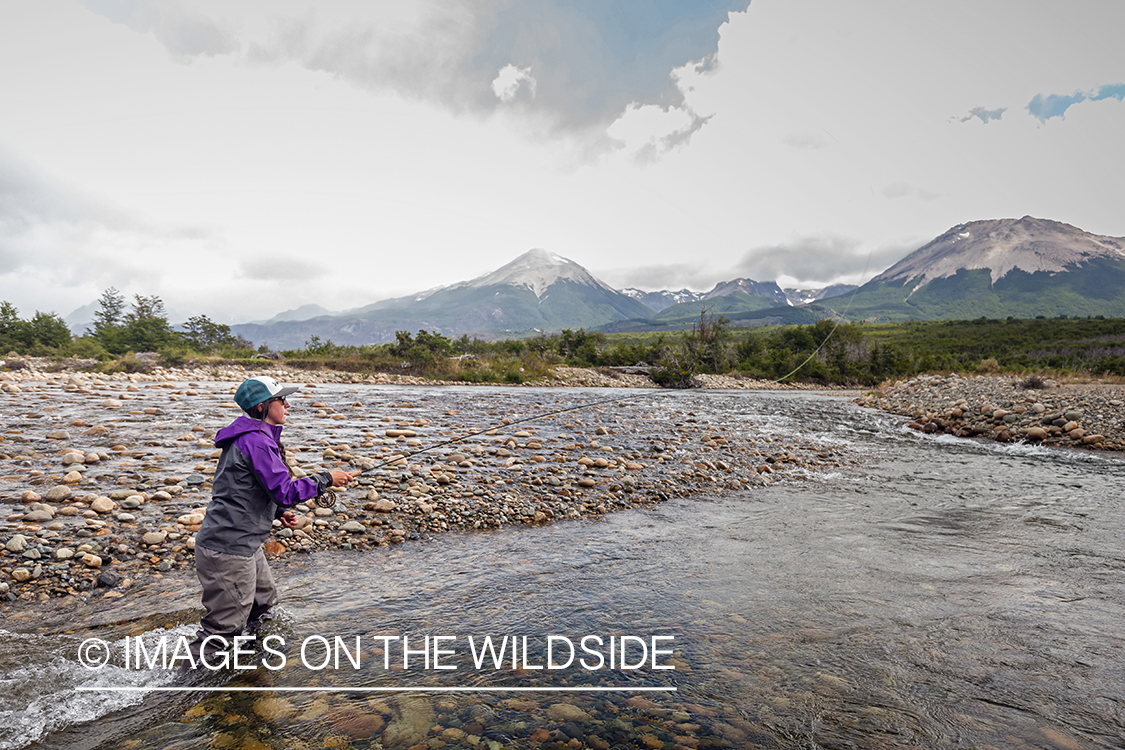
[4,388,1125,749]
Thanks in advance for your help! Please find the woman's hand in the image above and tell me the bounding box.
[329,470,354,487]
[279,510,299,529]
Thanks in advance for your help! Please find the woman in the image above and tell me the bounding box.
[188,375,352,665]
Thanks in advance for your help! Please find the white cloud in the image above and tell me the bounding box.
[491,64,537,103]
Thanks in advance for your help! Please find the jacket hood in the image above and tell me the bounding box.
[215,414,282,448]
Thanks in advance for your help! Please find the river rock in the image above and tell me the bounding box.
[22,510,53,522]
[177,513,205,525]
[21,491,41,503]
[55,548,75,560]
[90,497,116,514]
[142,531,168,545]
[5,534,28,553]
[61,452,86,465]
[12,568,31,582]
[82,554,102,568]
[343,521,366,533]
[383,698,435,747]
[252,696,296,721]
[328,710,386,737]
[46,431,70,440]
[44,486,72,502]
[547,703,591,722]
[97,571,121,588]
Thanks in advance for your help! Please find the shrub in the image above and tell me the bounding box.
[977,358,1001,374]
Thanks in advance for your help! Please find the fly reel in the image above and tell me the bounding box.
[315,488,338,508]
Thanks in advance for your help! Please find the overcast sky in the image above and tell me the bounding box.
[1,0,1122,324]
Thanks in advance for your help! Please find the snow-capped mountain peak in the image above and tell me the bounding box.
[465,248,610,298]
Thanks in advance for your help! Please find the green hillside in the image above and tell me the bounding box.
[827,259,1125,322]
[365,279,651,333]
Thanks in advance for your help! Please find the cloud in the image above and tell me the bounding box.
[734,236,912,284]
[959,106,1006,124]
[75,0,238,59]
[0,145,223,315]
[236,255,327,282]
[75,0,746,146]
[491,63,537,102]
[1027,83,1125,122]
[0,146,107,274]
[597,262,717,292]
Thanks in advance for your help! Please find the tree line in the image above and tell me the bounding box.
[0,288,249,359]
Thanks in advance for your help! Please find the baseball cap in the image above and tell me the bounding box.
[234,376,299,412]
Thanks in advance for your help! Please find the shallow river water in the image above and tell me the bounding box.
[3,388,1125,749]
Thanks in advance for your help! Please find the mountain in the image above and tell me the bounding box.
[621,288,705,312]
[639,277,790,324]
[818,216,1125,322]
[249,304,337,325]
[232,249,652,348]
[63,301,100,335]
[783,284,857,306]
[704,278,790,306]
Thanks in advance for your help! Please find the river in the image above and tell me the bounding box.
[3,388,1124,749]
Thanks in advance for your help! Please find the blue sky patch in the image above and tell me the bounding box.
[1028,83,1125,121]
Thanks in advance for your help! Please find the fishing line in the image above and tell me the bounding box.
[772,246,876,383]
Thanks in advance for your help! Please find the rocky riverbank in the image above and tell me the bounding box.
[857,373,1125,452]
[0,363,850,610]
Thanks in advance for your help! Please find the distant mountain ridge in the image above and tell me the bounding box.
[621,281,855,314]
[621,288,705,312]
[249,304,337,325]
[232,249,652,348]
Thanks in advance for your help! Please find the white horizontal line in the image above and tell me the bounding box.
[77,686,676,693]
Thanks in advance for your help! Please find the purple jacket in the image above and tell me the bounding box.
[195,415,331,556]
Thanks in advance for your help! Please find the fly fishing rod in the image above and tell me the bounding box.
[314,387,665,507]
